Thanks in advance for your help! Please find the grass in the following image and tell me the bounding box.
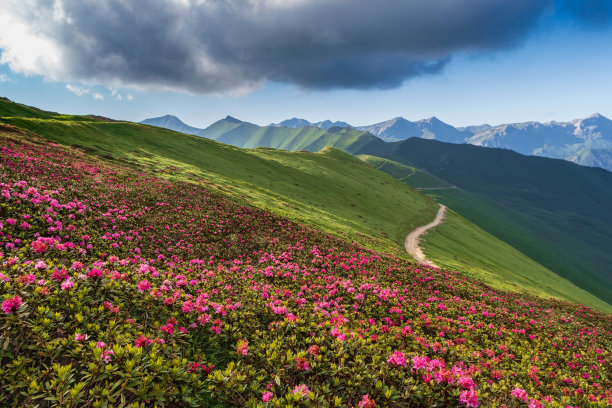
[357,154,453,188]
[0,116,438,254]
[360,138,612,306]
[421,209,612,313]
[355,155,612,313]
[2,99,610,312]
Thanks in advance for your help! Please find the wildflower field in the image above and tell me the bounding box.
[0,132,610,407]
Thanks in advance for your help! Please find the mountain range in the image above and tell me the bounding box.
[142,113,612,171]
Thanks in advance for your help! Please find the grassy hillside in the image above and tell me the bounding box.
[2,98,610,312]
[364,138,612,305]
[0,96,61,119]
[358,155,612,312]
[0,115,437,254]
[2,134,610,408]
[358,155,453,188]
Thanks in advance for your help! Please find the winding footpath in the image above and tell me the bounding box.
[404,204,446,268]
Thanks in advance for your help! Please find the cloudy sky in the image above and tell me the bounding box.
[1,0,611,127]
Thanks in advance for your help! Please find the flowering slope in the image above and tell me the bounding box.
[0,134,610,407]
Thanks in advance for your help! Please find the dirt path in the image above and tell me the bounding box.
[404,204,446,267]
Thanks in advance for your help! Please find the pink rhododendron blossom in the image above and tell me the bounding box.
[1,296,22,314]
[511,387,528,401]
[459,389,480,407]
[237,339,249,356]
[137,280,151,292]
[61,279,74,290]
[412,355,429,370]
[295,357,309,371]
[387,351,406,367]
[358,394,376,408]
[101,349,114,363]
[458,376,475,389]
[262,391,273,402]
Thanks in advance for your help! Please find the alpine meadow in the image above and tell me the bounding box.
[1,1,612,407]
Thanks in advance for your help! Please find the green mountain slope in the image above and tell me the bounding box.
[2,98,610,312]
[198,115,612,308]
[200,117,378,152]
[358,154,453,188]
[0,97,60,119]
[0,112,436,254]
[357,155,612,310]
[362,138,612,305]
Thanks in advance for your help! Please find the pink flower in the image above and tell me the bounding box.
[412,355,429,371]
[160,323,174,334]
[87,268,102,278]
[358,394,376,408]
[387,351,406,367]
[134,335,153,348]
[458,376,475,389]
[237,339,249,356]
[1,296,22,314]
[137,280,151,292]
[101,349,114,363]
[74,333,88,341]
[459,389,480,407]
[96,342,106,349]
[262,391,273,402]
[52,268,69,282]
[61,279,74,290]
[511,387,528,401]
[30,240,48,253]
[292,384,309,399]
[528,399,544,408]
[295,357,309,371]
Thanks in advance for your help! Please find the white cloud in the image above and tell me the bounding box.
[93,92,104,100]
[109,87,123,100]
[126,94,134,101]
[0,1,64,79]
[0,74,9,82]
[66,83,89,96]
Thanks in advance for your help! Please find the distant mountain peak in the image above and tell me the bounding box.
[271,118,350,130]
[224,115,243,123]
[587,112,611,122]
[140,115,203,135]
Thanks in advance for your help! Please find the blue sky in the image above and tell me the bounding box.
[1,1,611,128]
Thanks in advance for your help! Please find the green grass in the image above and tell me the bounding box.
[354,155,612,313]
[381,138,612,305]
[421,209,612,313]
[0,116,438,254]
[357,154,453,188]
[2,99,610,313]
[200,119,612,307]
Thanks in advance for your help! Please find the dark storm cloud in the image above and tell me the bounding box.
[3,0,611,93]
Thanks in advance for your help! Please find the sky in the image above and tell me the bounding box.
[0,0,611,128]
